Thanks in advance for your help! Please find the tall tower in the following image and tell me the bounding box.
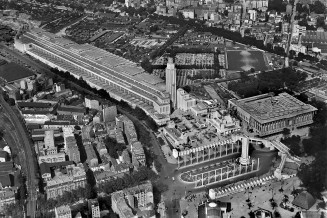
[240,136,250,165]
[166,57,177,108]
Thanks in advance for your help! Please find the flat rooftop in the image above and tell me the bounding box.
[232,93,317,123]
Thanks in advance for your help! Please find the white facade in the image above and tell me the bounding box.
[207,110,241,135]
[182,10,195,19]
[125,0,140,8]
[245,0,268,9]
[26,79,36,91]
[248,10,257,21]
[23,114,51,124]
[85,97,100,110]
[292,25,306,37]
[282,22,289,34]
[55,205,72,218]
[91,203,100,218]
[38,153,65,164]
[55,83,65,92]
[176,88,196,111]
[290,44,307,54]
[166,58,177,108]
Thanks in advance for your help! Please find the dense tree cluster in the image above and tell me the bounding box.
[268,0,287,12]
[295,52,319,63]
[0,25,16,43]
[97,166,157,194]
[281,135,302,156]
[309,1,326,14]
[228,68,307,98]
[0,129,3,141]
[50,68,158,131]
[74,133,87,163]
[35,167,159,216]
[36,186,88,217]
[297,99,327,198]
[15,173,28,207]
[140,58,153,74]
[85,168,97,199]
[121,6,156,17]
[104,137,126,159]
[167,47,215,55]
[297,19,317,31]
[296,3,309,14]
[3,202,24,217]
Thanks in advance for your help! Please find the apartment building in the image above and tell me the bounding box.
[131,141,146,167]
[88,199,100,218]
[84,142,98,167]
[111,181,155,218]
[46,165,86,199]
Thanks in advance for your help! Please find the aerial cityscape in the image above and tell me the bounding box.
[0,0,326,217]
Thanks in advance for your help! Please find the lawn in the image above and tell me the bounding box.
[226,50,268,72]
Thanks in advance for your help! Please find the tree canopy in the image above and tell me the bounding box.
[297,99,327,198]
[104,137,126,159]
[228,68,307,98]
[281,135,302,156]
[310,1,326,14]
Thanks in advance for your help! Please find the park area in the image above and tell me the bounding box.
[226,50,269,72]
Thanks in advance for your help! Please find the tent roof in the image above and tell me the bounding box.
[292,191,316,210]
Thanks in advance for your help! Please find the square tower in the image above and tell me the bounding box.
[165,57,177,108]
